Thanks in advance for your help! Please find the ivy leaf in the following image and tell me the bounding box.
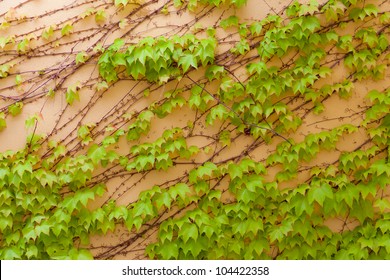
[370,160,390,177]
[0,112,6,130]
[158,242,178,259]
[136,154,154,171]
[270,220,293,243]
[308,183,333,206]
[95,10,107,24]
[169,183,190,201]
[133,201,154,218]
[42,25,54,40]
[178,53,198,73]
[87,144,107,165]
[17,38,30,53]
[374,199,390,213]
[350,199,374,223]
[205,65,224,81]
[61,22,73,36]
[0,36,11,49]
[15,74,22,86]
[8,102,23,116]
[66,83,81,105]
[228,163,243,180]
[155,192,172,210]
[25,245,38,259]
[115,0,129,7]
[25,113,40,129]
[219,130,231,147]
[2,247,21,260]
[35,223,51,236]
[231,0,247,8]
[179,223,198,243]
[75,51,88,65]
[96,81,108,92]
[77,125,90,140]
[220,16,239,29]
[250,22,263,36]
[70,249,94,260]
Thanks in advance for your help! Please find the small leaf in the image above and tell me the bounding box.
[15,74,22,85]
[66,83,80,105]
[179,223,198,243]
[308,183,333,206]
[0,112,6,130]
[87,144,107,165]
[25,114,39,129]
[178,53,198,73]
[8,102,23,116]
[75,51,88,65]
[158,242,178,259]
[42,25,54,40]
[95,10,107,24]
[96,81,108,91]
[61,23,73,36]
[115,0,129,7]
[220,16,239,29]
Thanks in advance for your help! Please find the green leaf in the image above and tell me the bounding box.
[17,38,30,53]
[205,65,224,81]
[0,36,11,49]
[374,199,390,213]
[77,125,90,140]
[75,189,95,207]
[41,26,54,40]
[155,191,172,210]
[179,223,198,243]
[0,64,11,78]
[61,23,73,36]
[220,16,239,29]
[228,163,243,180]
[71,249,94,260]
[76,51,88,65]
[96,81,108,91]
[115,0,128,7]
[66,84,80,105]
[133,201,154,218]
[46,88,56,98]
[95,10,107,23]
[26,245,38,259]
[178,53,198,73]
[25,114,39,129]
[87,144,107,165]
[308,183,333,206]
[250,22,262,36]
[2,247,21,260]
[158,242,178,259]
[8,102,23,116]
[0,112,6,130]
[270,220,293,243]
[219,130,231,147]
[0,215,13,231]
[15,74,23,86]
[169,183,190,201]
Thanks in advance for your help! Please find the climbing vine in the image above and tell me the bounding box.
[0,0,389,259]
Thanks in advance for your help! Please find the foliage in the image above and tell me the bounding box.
[0,0,389,260]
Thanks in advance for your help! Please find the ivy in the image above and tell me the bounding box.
[98,35,217,83]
